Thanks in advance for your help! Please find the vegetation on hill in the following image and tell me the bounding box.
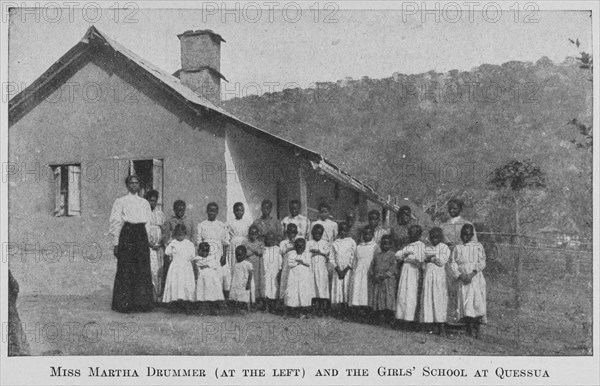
[223,56,593,238]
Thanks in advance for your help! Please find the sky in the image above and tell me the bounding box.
[7,4,594,99]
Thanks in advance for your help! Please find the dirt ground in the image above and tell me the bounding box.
[9,245,592,357]
[13,287,588,357]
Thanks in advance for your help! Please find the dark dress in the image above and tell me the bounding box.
[368,251,398,311]
[8,270,30,356]
[112,223,154,312]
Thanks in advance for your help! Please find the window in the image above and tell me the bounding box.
[129,159,164,211]
[53,164,81,216]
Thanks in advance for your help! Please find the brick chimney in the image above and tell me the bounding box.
[176,29,226,104]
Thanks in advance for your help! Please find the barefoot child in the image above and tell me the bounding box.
[194,242,224,314]
[368,235,398,323]
[330,222,356,316]
[243,225,265,309]
[422,228,450,335]
[229,245,254,314]
[279,224,298,303]
[226,202,252,293]
[449,224,487,338]
[310,203,338,243]
[163,224,196,312]
[349,226,380,319]
[307,224,330,316]
[395,225,425,329]
[197,202,229,297]
[285,238,314,317]
[262,233,282,312]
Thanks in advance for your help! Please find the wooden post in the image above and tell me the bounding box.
[299,166,308,217]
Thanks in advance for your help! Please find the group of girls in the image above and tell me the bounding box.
[157,197,487,338]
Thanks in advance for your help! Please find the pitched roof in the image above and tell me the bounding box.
[9,26,400,213]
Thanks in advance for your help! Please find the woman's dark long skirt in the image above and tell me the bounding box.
[112,223,154,313]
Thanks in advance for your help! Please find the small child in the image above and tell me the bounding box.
[307,224,330,316]
[279,223,298,303]
[422,228,450,335]
[310,203,338,243]
[229,245,255,313]
[349,226,380,319]
[285,238,314,317]
[194,242,224,314]
[395,225,426,329]
[163,224,196,312]
[262,232,282,312]
[226,202,252,292]
[197,202,230,296]
[368,209,389,246]
[449,224,487,338]
[368,235,398,323]
[243,225,265,310]
[330,222,357,316]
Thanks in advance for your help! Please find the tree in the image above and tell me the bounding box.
[489,159,546,308]
[567,37,593,150]
[489,159,546,238]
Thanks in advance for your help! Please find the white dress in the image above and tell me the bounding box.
[421,243,450,323]
[226,218,252,287]
[278,239,296,300]
[373,225,390,246]
[449,241,487,322]
[197,220,230,290]
[285,251,314,307]
[148,208,165,298]
[230,260,255,303]
[330,237,356,304]
[310,219,338,243]
[395,241,425,321]
[349,241,380,306]
[307,239,330,299]
[194,252,224,301]
[162,239,196,302]
[262,246,282,299]
[281,215,311,239]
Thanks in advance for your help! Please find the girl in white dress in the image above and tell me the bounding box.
[262,233,282,312]
[278,224,298,302]
[229,245,255,314]
[163,224,196,312]
[194,242,224,314]
[395,225,425,328]
[330,222,356,316]
[368,210,389,246]
[307,224,330,316]
[422,227,450,335]
[349,226,380,317]
[310,203,338,243]
[285,238,314,317]
[197,203,230,296]
[226,202,252,291]
[449,224,487,338]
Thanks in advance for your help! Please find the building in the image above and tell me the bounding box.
[8,26,398,295]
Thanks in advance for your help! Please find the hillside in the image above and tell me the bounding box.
[223,57,593,237]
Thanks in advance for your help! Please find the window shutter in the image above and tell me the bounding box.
[54,167,64,216]
[67,165,81,216]
[152,159,164,211]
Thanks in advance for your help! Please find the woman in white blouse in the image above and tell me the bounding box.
[109,175,154,313]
